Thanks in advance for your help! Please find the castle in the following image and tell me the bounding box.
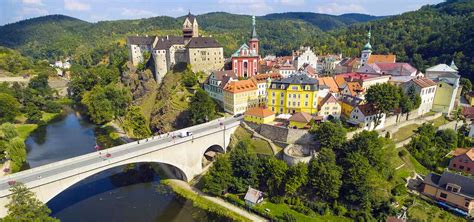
[127,13,225,82]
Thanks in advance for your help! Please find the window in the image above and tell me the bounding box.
[461,166,465,170]
[440,193,448,199]
[454,164,457,167]
[452,187,459,193]
[305,94,309,98]
[465,202,470,207]
[272,92,275,97]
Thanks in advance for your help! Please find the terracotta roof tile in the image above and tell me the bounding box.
[224,79,257,93]
[367,54,396,64]
[357,103,377,116]
[245,107,275,118]
[462,106,474,119]
[318,94,338,109]
[289,112,313,123]
[318,77,339,93]
[346,82,364,96]
[412,77,437,88]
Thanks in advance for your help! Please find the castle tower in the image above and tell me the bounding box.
[360,27,372,66]
[248,15,259,55]
[183,12,199,43]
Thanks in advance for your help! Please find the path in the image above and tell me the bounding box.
[167,179,268,222]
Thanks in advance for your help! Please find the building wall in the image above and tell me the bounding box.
[449,155,474,175]
[244,115,275,124]
[360,76,390,90]
[296,48,318,70]
[466,94,474,106]
[232,56,259,78]
[224,90,258,115]
[423,183,474,214]
[340,102,355,118]
[418,85,437,116]
[318,102,341,120]
[348,108,386,130]
[432,81,455,114]
[267,84,318,114]
[188,47,224,74]
[289,121,308,129]
[153,49,168,83]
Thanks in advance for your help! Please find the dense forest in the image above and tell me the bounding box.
[0,0,473,80]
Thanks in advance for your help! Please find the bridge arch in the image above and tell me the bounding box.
[34,158,189,205]
[201,144,226,168]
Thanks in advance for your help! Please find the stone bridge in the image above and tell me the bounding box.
[0,117,241,217]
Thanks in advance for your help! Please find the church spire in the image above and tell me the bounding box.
[251,15,258,39]
[363,26,372,51]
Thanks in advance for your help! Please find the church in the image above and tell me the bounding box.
[231,16,260,78]
[127,13,225,83]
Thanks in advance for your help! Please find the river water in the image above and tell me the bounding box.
[24,109,201,222]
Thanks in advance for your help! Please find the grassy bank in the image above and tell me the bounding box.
[14,111,61,141]
[162,179,252,222]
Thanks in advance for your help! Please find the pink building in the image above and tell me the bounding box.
[449,148,474,175]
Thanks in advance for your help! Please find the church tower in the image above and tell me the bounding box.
[360,28,372,66]
[248,16,259,56]
[183,12,199,43]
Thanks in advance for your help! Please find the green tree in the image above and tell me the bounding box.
[3,183,59,222]
[182,65,199,87]
[284,162,308,196]
[28,73,51,96]
[202,155,233,195]
[229,140,258,193]
[310,121,346,151]
[307,148,342,201]
[365,83,401,128]
[0,123,19,159]
[26,104,42,124]
[123,106,151,139]
[0,93,20,124]
[81,84,131,124]
[6,138,27,173]
[460,78,472,95]
[258,157,288,196]
[189,88,217,125]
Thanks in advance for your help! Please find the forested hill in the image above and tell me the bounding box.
[0,11,379,62]
[1,0,474,79]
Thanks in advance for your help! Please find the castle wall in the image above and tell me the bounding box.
[187,47,224,74]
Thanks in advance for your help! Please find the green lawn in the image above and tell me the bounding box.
[408,197,466,222]
[257,202,350,222]
[392,124,419,142]
[233,127,274,155]
[430,116,449,128]
[42,112,59,122]
[15,124,38,140]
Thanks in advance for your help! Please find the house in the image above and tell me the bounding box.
[335,72,390,91]
[244,107,275,124]
[335,57,360,74]
[318,76,339,94]
[293,46,318,70]
[203,70,237,104]
[359,29,396,67]
[341,82,364,97]
[267,72,320,114]
[462,106,474,121]
[358,63,419,77]
[465,92,474,106]
[349,103,386,130]
[422,171,474,216]
[244,187,264,206]
[289,112,314,128]
[250,73,282,105]
[276,61,297,77]
[339,95,364,118]
[320,54,342,74]
[127,13,225,83]
[367,55,396,64]
[449,148,474,175]
[317,94,341,120]
[231,16,260,78]
[223,79,258,114]
[426,63,460,115]
[401,78,437,116]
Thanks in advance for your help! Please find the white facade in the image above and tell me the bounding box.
[295,46,318,70]
[349,106,386,130]
[278,68,297,78]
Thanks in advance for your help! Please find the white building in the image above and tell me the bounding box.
[425,63,460,115]
[401,78,437,116]
[294,46,318,71]
[203,70,236,104]
[349,103,386,130]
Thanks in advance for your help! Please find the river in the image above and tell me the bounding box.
[24,109,202,222]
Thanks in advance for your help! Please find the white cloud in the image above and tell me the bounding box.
[218,0,272,15]
[64,0,91,11]
[21,0,43,5]
[120,8,156,18]
[316,3,366,15]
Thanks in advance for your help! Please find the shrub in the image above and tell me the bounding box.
[391,184,407,196]
[269,196,284,204]
[398,150,408,157]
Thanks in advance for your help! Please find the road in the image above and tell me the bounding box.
[0,116,241,193]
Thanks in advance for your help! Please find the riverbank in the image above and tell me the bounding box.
[162,179,265,222]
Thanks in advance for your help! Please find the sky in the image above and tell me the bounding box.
[0,0,444,26]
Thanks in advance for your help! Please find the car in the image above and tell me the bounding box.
[233,113,243,118]
[179,131,193,138]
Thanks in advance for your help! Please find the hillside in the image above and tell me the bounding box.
[0,46,54,76]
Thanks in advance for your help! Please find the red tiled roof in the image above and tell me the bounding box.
[451,148,474,161]
[251,73,282,83]
[357,103,377,116]
[336,72,380,81]
[318,77,339,93]
[462,106,474,119]
[412,77,436,88]
[245,107,275,118]
[289,112,313,123]
[367,54,396,64]
[346,82,364,96]
[318,94,338,109]
[224,79,257,93]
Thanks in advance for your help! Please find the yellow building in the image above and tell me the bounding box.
[339,95,364,118]
[267,73,319,114]
[289,112,313,129]
[466,92,474,106]
[244,107,275,124]
[223,79,258,114]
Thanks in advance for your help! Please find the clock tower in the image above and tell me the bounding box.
[360,28,372,66]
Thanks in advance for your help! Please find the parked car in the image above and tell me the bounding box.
[179,131,193,138]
